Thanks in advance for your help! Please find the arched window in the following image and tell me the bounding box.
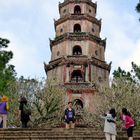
[73,45,82,55]
[71,70,83,82]
[74,24,81,32]
[74,5,81,14]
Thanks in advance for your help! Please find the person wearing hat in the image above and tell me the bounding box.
[0,95,9,128]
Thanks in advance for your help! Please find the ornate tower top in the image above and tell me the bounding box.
[59,0,97,18]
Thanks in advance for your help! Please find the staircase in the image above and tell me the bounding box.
[0,128,140,140]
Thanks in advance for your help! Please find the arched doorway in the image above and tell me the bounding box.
[73,99,84,125]
[73,99,83,109]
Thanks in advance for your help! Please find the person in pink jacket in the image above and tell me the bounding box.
[120,108,134,140]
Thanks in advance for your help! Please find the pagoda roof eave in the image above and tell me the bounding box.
[50,32,106,49]
[44,56,111,72]
[54,14,101,29]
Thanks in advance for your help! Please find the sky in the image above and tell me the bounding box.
[0,0,140,78]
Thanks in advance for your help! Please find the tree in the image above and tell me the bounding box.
[6,76,42,127]
[5,77,66,128]
[0,37,16,93]
[131,62,140,82]
[31,79,66,128]
[136,0,140,13]
[113,67,133,82]
[80,77,140,129]
[113,62,140,84]
[136,0,140,21]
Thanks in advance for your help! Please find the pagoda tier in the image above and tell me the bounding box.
[59,0,97,13]
[54,14,101,30]
[44,56,111,72]
[50,32,106,50]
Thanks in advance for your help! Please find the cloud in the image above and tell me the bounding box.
[96,0,140,74]
[0,0,34,10]
[0,31,46,78]
[122,39,140,71]
[0,0,51,78]
[132,40,140,64]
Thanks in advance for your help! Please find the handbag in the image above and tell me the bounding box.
[6,102,10,111]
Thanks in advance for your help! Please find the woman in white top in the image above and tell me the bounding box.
[101,108,117,140]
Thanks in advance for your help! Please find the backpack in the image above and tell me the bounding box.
[23,104,31,115]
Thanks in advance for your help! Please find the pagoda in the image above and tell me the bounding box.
[44,0,111,111]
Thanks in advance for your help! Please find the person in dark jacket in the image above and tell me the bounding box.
[64,101,75,129]
[19,97,30,128]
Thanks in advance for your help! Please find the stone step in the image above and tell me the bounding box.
[0,129,140,135]
[0,128,140,140]
[0,136,140,140]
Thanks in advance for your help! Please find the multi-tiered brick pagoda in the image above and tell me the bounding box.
[44,0,111,112]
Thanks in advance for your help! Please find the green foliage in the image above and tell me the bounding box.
[131,62,140,82]
[136,1,140,13]
[113,62,140,84]
[0,37,16,93]
[82,77,140,129]
[0,37,17,126]
[136,1,140,21]
[113,67,133,82]
[5,80,20,126]
[31,79,66,128]
[17,76,40,100]
[0,77,43,127]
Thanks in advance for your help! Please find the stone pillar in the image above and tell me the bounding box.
[65,66,69,82]
[85,65,89,82]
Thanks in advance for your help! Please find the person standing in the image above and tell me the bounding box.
[64,101,75,129]
[120,108,134,140]
[19,97,30,128]
[0,96,3,128]
[0,96,9,128]
[101,108,117,140]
